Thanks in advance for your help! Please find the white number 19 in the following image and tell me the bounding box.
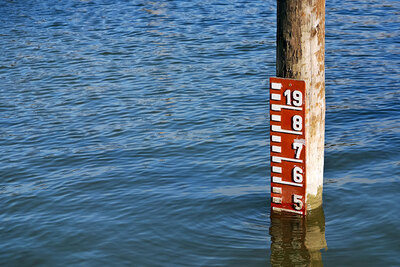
[283,90,303,107]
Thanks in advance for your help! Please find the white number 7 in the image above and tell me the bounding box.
[292,142,303,159]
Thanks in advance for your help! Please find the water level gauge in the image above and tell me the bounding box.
[269,77,307,215]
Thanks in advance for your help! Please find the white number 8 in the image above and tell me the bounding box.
[292,115,302,131]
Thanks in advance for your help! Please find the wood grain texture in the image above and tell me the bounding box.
[276,0,325,210]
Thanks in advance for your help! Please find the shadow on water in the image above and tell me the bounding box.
[269,206,327,266]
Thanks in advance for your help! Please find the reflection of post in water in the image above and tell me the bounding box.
[270,207,327,266]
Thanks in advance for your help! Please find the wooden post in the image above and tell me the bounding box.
[276,0,325,211]
[270,206,327,265]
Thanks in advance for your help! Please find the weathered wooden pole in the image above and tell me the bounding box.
[277,0,325,210]
[270,206,327,265]
[270,0,325,213]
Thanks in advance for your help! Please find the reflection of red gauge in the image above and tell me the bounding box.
[269,77,306,215]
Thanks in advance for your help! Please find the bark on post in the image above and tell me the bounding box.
[276,0,325,210]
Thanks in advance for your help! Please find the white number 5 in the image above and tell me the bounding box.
[293,195,303,210]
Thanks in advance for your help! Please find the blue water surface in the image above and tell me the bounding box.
[0,0,399,266]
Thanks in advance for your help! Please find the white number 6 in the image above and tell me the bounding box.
[292,167,303,183]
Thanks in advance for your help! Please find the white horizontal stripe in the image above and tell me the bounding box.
[272,176,303,187]
[271,93,281,101]
[271,104,302,111]
[271,83,282,90]
[272,156,303,163]
[271,135,281,143]
[272,197,282,204]
[272,187,282,194]
[271,125,302,135]
[271,145,282,153]
[271,115,281,122]
[272,166,282,173]
[272,207,303,215]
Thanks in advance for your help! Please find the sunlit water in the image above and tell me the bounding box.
[0,0,399,266]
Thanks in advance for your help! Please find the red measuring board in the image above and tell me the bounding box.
[269,77,306,215]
